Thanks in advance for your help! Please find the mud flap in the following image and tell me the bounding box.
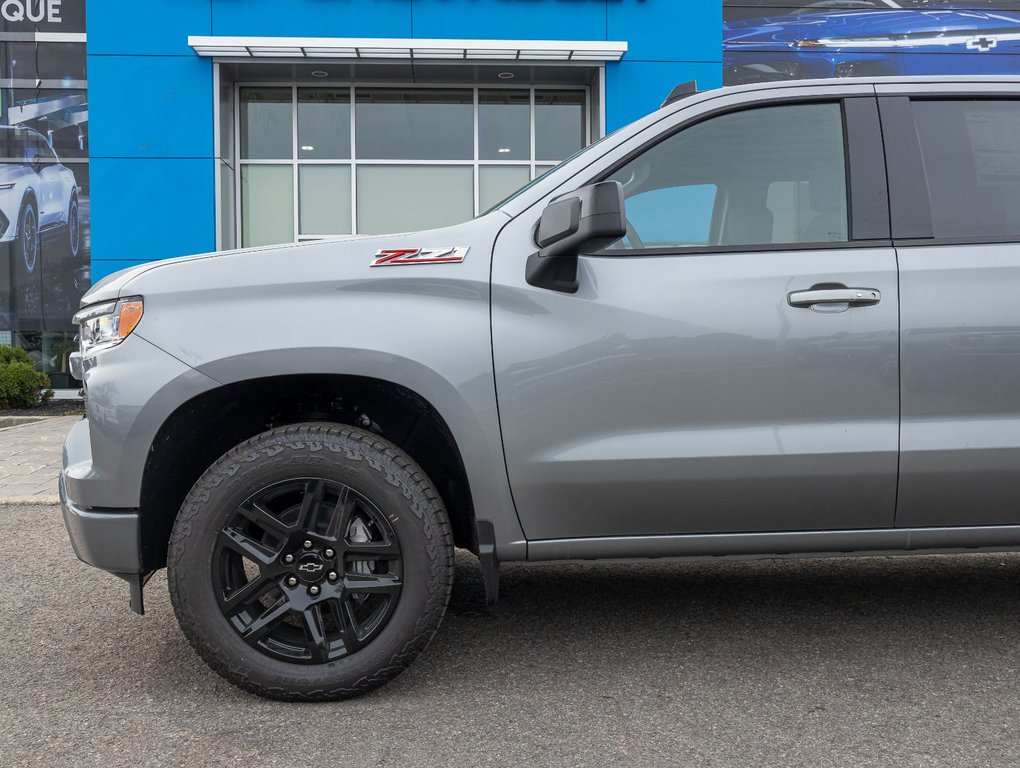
[115,571,153,615]
[475,520,500,605]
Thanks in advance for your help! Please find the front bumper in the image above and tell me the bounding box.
[60,421,148,613]
[59,472,141,574]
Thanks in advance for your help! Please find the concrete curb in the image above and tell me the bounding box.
[0,416,52,429]
[0,496,60,505]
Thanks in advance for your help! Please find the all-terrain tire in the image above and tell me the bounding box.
[167,422,454,701]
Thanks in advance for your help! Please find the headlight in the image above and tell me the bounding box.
[73,296,144,355]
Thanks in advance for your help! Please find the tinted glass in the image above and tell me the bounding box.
[625,185,718,246]
[32,133,57,162]
[0,128,25,162]
[606,103,848,249]
[219,79,234,163]
[479,89,530,161]
[299,165,352,235]
[240,87,292,160]
[219,161,235,250]
[12,89,87,160]
[22,130,38,163]
[535,90,585,162]
[3,42,87,81]
[356,89,472,160]
[298,89,351,159]
[479,165,531,211]
[913,100,1020,240]
[241,165,293,246]
[357,165,473,234]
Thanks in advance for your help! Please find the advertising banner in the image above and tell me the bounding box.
[0,0,87,387]
[725,1,1020,85]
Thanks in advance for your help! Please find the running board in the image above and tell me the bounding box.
[527,525,1020,562]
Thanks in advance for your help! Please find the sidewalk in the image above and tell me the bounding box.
[0,416,79,503]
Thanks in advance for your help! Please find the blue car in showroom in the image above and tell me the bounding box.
[724,1,1020,84]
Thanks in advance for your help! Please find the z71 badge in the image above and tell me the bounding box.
[370,247,469,267]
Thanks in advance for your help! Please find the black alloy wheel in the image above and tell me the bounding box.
[168,423,454,700]
[213,477,403,664]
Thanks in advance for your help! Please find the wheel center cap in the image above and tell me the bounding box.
[295,553,327,584]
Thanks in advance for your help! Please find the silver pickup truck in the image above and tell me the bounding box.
[61,76,1020,700]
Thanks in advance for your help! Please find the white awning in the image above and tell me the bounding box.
[188,36,627,62]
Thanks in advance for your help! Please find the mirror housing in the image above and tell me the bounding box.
[527,180,627,293]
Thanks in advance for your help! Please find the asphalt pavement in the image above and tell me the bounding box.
[4,502,1020,767]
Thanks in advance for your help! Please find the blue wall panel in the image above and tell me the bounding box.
[609,0,721,64]
[87,0,211,56]
[89,159,216,278]
[410,0,605,41]
[211,0,412,37]
[88,0,217,265]
[606,60,722,130]
[89,55,213,159]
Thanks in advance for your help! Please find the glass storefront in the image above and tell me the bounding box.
[235,84,587,246]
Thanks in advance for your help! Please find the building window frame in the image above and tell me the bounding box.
[231,80,594,246]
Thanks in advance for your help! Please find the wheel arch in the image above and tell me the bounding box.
[138,372,482,572]
[17,186,37,230]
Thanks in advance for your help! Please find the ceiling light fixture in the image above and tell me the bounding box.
[497,71,514,79]
[301,145,315,151]
[311,70,329,78]
[498,148,511,153]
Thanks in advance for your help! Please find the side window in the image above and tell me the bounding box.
[28,133,56,164]
[21,131,37,164]
[912,100,1020,240]
[624,184,717,246]
[605,103,848,250]
[38,135,58,163]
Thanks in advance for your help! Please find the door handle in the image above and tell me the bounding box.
[788,287,881,308]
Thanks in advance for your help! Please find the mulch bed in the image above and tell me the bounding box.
[0,399,85,418]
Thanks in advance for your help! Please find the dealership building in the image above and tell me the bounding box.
[4,0,1020,383]
[86,0,718,278]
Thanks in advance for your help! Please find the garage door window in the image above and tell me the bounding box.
[237,85,590,247]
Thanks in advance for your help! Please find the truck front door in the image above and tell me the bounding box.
[491,96,900,541]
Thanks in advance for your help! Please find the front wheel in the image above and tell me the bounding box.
[66,192,80,260]
[13,198,40,318]
[15,198,38,275]
[168,423,454,700]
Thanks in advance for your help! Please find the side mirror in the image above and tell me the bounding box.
[527,181,627,293]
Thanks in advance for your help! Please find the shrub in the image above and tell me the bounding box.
[0,345,54,409]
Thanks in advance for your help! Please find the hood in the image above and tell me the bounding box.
[81,233,376,306]
[80,213,509,310]
[0,162,26,182]
[724,9,1020,46]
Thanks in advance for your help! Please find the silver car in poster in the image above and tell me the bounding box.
[0,125,80,280]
